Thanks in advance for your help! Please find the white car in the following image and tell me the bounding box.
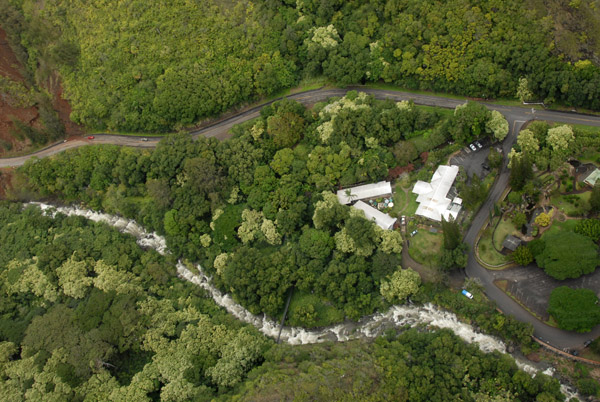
[469,143,477,152]
[461,289,474,299]
[475,140,483,149]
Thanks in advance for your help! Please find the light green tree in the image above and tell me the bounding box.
[516,77,533,102]
[516,129,539,154]
[93,260,142,296]
[379,230,403,254]
[3,259,59,303]
[261,218,282,245]
[380,268,421,303]
[56,256,93,299]
[546,125,574,151]
[237,209,264,244]
[486,110,509,141]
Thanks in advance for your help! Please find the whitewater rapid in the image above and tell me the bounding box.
[28,202,580,398]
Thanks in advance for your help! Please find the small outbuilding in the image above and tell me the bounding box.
[352,200,397,230]
[502,235,522,252]
[583,168,600,187]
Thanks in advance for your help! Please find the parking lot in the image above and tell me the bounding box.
[449,138,493,178]
[502,266,600,321]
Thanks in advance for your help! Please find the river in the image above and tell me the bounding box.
[28,202,580,399]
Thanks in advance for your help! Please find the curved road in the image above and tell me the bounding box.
[2,87,600,349]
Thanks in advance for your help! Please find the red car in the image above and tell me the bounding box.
[87,136,95,140]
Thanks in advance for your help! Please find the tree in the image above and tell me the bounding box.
[590,184,600,213]
[575,219,600,242]
[534,212,550,227]
[516,129,539,154]
[516,77,533,102]
[485,110,509,142]
[548,287,600,332]
[380,268,421,303]
[511,212,527,228]
[442,218,461,250]
[546,125,574,152]
[267,111,305,149]
[392,140,418,166]
[56,256,93,299]
[509,154,533,191]
[299,228,334,260]
[487,148,503,169]
[535,231,599,280]
[379,230,403,254]
[450,102,491,143]
[512,245,533,266]
[237,209,264,244]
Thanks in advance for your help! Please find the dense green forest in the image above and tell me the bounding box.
[13,94,502,326]
[2,0,600,132]
[0,203,566,401]
[0,202,271,400]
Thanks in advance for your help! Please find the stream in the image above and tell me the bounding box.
[29,202,581,399]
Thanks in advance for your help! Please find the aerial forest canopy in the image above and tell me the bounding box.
[14,93,513,327]
[2,0,600,132]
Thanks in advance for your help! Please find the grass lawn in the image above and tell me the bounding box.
[414,104,454,119]
[285,290,345,328]
[551,192,591,217]
[477,221,509,267]
[543,218,579,237]
[404,191,419,216]
[391,188,408,215]
[493,219,519,250]
[408,230,442,268]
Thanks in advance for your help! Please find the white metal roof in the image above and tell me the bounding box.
[352,200,397,230]
[412,165,460,222]
[337,181,393,204]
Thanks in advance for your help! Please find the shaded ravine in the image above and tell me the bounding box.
[28,202,581,398]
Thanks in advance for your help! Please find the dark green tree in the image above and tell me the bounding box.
[548,287,600,332]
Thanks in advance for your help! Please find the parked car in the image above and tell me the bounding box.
[482,163,490,170]
[87,136,95,140]
[401,216,406,225]
[475,140,483,149]
[469,143,477,151]
[461,289,474,299]
[410,229,418,237]
[584,339,593,348]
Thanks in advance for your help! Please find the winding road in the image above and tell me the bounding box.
[2,87,600,349]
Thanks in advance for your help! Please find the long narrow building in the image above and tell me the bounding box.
[337,181,392,204]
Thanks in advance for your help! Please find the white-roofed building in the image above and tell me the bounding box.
[412,165,462,222]
[352,200,397,230]
[337,181,393,205]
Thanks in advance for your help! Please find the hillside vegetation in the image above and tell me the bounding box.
[2,0,600,132]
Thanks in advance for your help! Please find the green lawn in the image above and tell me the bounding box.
[408,230,442,268]
[478,230,509,266]
[543,218,579,237]
[391,189,408,215]
[551,192,591,217]
[404,191,419,216]
[493,219,519,250]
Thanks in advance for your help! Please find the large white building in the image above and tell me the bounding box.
[352,200,397,230]
[412,165,462,222]
[337,181,392,204]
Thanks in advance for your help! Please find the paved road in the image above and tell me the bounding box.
[2,87,600,349]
